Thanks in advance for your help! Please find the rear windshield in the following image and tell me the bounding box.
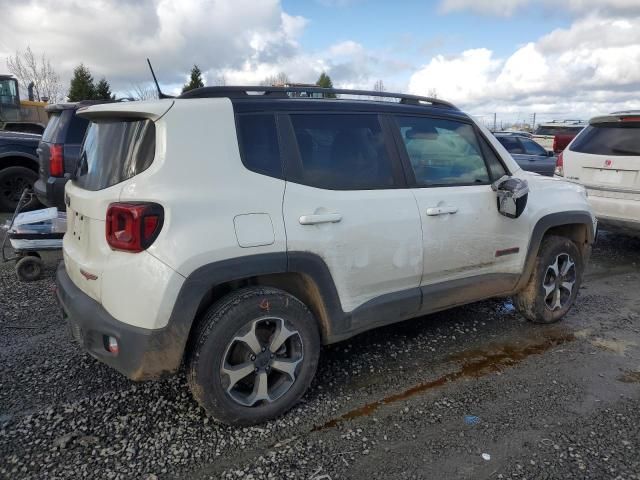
[535,126,584,136]
[75,119,156,191]
[42,112,62,142]
[569,123,640,156]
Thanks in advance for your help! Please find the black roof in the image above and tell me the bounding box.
[179,86,467,119]
[179,86,455,106]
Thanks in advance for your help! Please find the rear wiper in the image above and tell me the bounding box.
[612,148,640,156]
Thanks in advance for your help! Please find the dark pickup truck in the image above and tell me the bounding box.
[0,130,41,211]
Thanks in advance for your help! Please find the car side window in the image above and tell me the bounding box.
[395,116,490,186]
[67,114,90,144]
[236,114,282,179]
[520,137,547,156]
[497,136,524,154]
[288,114,395,190]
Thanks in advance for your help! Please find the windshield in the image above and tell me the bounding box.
[0,78,18,105]
[570,123,640,156]
[76,119,156,191]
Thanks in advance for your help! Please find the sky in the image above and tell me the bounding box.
[1,0,639,125]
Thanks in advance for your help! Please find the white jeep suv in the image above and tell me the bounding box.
[558,111,640,236]
[56,87,595,425]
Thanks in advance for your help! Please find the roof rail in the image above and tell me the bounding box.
[178,86,457,110]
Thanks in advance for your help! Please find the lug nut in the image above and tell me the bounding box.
[261,347,266,352]
[250,355,256,361]
[254,367,258,372]
[270,353,274,359]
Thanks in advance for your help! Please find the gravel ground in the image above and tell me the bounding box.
[1,219,639,479]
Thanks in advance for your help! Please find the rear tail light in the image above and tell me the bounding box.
[50,144,64,177]
[555,151,564,177]
[621,116,640,122]
[106,202,164,253]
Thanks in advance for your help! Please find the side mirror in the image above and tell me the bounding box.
[547,150,555,157]
[492,176,529,219]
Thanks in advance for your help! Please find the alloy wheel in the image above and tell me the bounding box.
[220,316,304,407]
[542,252,576,311]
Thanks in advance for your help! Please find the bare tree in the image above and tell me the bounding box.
[427,88,438,99]
[127,83,158,101]
[260,72,289,86]
[373,79,385,92]
[6,46,62,102]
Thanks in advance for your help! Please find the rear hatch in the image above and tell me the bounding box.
[63,100,172,301]
[38,109,64,180]
[564,114,640,195]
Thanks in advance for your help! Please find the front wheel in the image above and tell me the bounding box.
[187,287,321,426]
[514,235,584,324]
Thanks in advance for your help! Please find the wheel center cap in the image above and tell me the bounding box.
[255,352,271,369]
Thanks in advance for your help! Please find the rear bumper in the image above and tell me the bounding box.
[56,262,185,380]
[34,176,67,209]
[588,193,640,234]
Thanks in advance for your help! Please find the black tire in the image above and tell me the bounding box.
[0,166,40,212]
[15,256,44,282]
[514,235,584,324]
[187,286,321,426]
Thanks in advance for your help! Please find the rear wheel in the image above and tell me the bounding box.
[0,166,40,211]
[187,287,321,426]
[514,235,584,323]
[15,256,44,282]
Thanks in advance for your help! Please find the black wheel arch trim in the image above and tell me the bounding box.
[166,211,594,373]
[514,210,595,292]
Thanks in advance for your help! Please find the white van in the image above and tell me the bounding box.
[558,111,640,236]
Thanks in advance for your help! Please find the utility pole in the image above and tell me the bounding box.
[532,113,536,130]
[493,113,497,131]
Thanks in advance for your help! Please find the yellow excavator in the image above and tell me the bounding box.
[0,74,48,134]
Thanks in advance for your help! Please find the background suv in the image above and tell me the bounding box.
[559,111,640,236]
[34,101,110,210]
[56,87,595,425]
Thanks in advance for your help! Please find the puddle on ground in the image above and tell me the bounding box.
[617,370,640,384]
[313,329,575,431]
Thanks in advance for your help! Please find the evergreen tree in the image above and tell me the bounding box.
[182,65,205,93]
[67,64,95,101]
[316,72,336,98]
[94,78,113,100]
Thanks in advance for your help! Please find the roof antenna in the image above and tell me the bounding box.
[147,58,174,99]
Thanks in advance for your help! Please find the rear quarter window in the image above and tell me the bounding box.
[42,112,62,142]
[569,123,640,156]
[75,119,156,191]
[236,114,282,179]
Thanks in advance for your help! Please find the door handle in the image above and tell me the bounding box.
[299,213,343,225]
[426,206,458,216]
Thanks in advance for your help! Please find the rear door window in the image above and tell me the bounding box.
[288,114,397,190]
[520,138,547,156]
[395,116,490,186]
[76,119,156,191]
[497,136,524,154]
[570,123,640,156]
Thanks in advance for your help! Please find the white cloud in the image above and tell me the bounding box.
[408,14,640,120]
[440,0,530,17]
[439,0,640,16]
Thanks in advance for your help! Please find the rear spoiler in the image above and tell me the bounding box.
[76,99,174,122]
